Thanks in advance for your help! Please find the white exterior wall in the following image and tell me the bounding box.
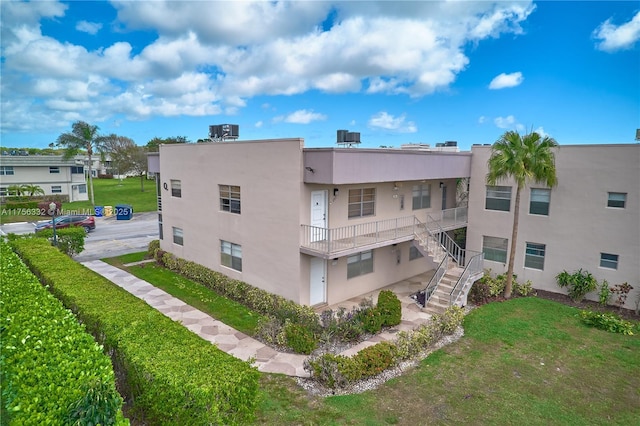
[467,144,640,309]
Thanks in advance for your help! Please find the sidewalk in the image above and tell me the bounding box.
[81,260,433,377]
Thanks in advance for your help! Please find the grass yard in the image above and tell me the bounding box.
[101,254,639,425]
[254,297,640,425]
[1,177,157,224]
[123,262,262,336]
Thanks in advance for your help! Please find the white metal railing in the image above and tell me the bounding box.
[427,206,468,231]
[426,214,464,265]
[449,251,483,306]
[301,216,419,255]
[421,255,448,305]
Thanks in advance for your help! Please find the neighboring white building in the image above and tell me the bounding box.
[467,144,640,310]
[0,155,88,202]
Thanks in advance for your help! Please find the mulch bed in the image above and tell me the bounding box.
[534,289,639,322]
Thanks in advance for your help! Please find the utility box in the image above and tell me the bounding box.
[115,204,133,220]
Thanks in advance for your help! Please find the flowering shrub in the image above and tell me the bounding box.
[578,310,635,335]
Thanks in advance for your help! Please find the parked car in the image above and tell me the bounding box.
[35,215,96,233]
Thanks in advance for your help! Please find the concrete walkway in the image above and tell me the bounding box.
[81,260,434,377]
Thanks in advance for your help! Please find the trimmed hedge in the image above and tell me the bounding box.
[10,238,260,425]
[0,242,127,425]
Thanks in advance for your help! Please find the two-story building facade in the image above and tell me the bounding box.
[149,138,474,308]
[466,144,639,310]
[0,155,88,202]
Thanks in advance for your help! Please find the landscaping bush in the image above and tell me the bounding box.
[305,306,465,389]
[578,310,635,335]
[556,269,598,302]
[598,280,612,306]
[0,242,127,425]
[284,320,317,355]
[377,290,402,326]
[36,227,86,256]
[610,282,634,309]
[468,279,491,305]
[11,238,260,425]
[513,279,535,297]
[358,307,385,334]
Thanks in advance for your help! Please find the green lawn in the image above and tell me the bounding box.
[1,177,156,224]
[100,255,640,424]
[123,262,262,336]
[254,297,640,425]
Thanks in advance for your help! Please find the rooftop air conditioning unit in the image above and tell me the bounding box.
[209,124,239,141]
[337,129,361,147]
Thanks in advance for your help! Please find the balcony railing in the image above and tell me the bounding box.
[300,207,467,258]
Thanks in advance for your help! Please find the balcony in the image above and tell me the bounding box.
[300,207,467,259]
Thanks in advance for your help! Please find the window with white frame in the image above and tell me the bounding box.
[158,214,163,240]
[600,253,618,270]
[221,240,242,271]
[51,185,62,194]
[0,166,14,175]
[482,236,508,263]
[49,166,60,174]
[0,187,7,196]
[348,188,375,218]
[172,227,183,245]
[409,245,424,261]
[524,242,545,270]
[412,184,431,210]
[347,250,373,278]
[170,179,181,198]
[220,185,241,214]
[78,184,87,194]
[530,188,551,215]
[485,186,512,211]
[607,192,626,208]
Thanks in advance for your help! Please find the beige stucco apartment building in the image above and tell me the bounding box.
[466,144,639,310]
[149,138,474,308]
[150,139,639,311]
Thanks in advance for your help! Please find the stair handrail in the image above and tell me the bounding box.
[422,254,448,305]
[449,250,484,306]
[426,214,464,266]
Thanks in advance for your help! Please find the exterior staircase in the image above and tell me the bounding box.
[411,216,483,315]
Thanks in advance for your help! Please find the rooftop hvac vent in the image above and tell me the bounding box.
[209,124,239,141]
[336,129,361,147]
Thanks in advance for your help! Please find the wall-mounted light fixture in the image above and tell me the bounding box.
[439,181,444,188]
[333,188,339,197]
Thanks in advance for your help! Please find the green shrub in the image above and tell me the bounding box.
[433,306,465,335]
[513,280,535,297]
[284,320,317,355]
[11,238,259,425]
[36,227,86,256]
[578,310,635,335]
[469,279,491,304]
[358,307,385,334]
[0,242,127,425]
[377,290,402,326]
[598,280,612,306]
[352,342,397,378]
[556,269,598,302]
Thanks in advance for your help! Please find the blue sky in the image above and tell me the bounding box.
[1,1,639,150]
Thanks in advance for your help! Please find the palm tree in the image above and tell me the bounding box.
[486,130,558,298]
[56,121,106,205]
[7,184,27,198]
[23,184,45,197]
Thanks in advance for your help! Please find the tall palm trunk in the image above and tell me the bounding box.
[505,185,522,299]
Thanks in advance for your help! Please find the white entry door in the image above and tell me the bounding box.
[310,190,327,242]
[310,257,327,305]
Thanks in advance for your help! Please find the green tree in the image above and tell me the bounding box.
[23,184,45,197]
[7,184,27,197]
[487,130,558,298]
[145,136,189,152]
[56,121,107,206]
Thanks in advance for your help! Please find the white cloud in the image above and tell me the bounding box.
[494,115,524,131]
[478,116,486,124]
[76,20,102,35]
[255,121,263,128]
[0,0,536,133]
[533,126,550,139]
[277,109,327,124]
[593,11,640,52]
[368,112,417,133]
[489,72,524,89]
